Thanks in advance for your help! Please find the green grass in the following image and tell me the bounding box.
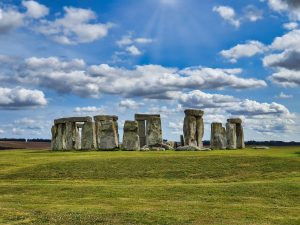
[0,147,299,224]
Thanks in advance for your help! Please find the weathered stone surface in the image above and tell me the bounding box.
[165,141,177,149]
[227,118,242,124]
[56,123,66,150]
[135,114,160,121]
[96,120,119,150]
[236,123,245,149]
[54,117,92,125]
[151,147,165,151]
[51,125,59,150]
[176,145,205,151]
[122,121,140,151]
[210,123,226,150]
[94,115,118,122]
[146,117,162,146]
[226,123,237,149]
[184,109,204,117]
[81,122,96,150]
[65,122,80,150]
[183,115,197,146]
[196,117,204,148]
[180,135,184,146]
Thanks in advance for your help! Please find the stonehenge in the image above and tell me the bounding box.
[51,110,245,151]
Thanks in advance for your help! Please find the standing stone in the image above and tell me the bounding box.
[146,117,163,146]
[183,115,197,146]
[56,123,66,150]
[65,122,80,150]
[227,118,245,149]
[236,123,245,149]
[183,109,204,148]
[210,123,226,150]
[97,120,119,150]
[226,123,237,149]
[81,122,96,150]
[180,135,184,146]
[94,115,119,150]
[51,125,59,150]
[196,117,204,148]
[137,120,146,147]
[123,121,140,150]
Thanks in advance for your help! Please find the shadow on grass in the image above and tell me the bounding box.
[294,151,300,156]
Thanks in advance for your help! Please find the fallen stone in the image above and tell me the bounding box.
[175,145,202,151]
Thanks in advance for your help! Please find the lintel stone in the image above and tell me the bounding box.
[184,109,204,117]
[94,115,118,122]
[227,118,242,124]
[54,117,92,124]
[135,114,160,121]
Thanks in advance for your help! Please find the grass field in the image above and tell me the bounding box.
[0,147,299,225]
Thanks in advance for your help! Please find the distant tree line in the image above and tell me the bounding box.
[0,138,51,143]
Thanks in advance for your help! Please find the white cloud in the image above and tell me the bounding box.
[74,106,106,113]
[35,7,113,45]
[263,50,300,70]
[0,57,267,99]
[118,99,144,110]
[244,5,263,22]
[0,87,47,109]
[268,69,300,87]
[276,92,293,98]
[270,29,300,50]
[22,0,49,19]
[213,5,240,28]
[126,45,142,56]
[267,0,300,21]
[283,22,298,30]
[220,40,266,63]
[0,7,24,33]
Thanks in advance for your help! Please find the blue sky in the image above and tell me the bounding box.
[0,0,299,141]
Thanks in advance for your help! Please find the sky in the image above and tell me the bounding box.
[0,0,299,141]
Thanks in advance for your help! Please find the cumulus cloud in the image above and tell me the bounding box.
[35,7,113,45]
[213,6,240,28]
[283,22,298,30]
[243,5,264,22]
[116,34,153,57]
[1,56,267,98]
[22,0,49,19]
[267,0,300,21]
[263,29,300,87]
[0,87,47,109]
[0,7,24,33]
[118,99,144,110]
[220,40,266,63]
[268,69,300,87]
[263,50,300,70]
[126,45,142,56]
